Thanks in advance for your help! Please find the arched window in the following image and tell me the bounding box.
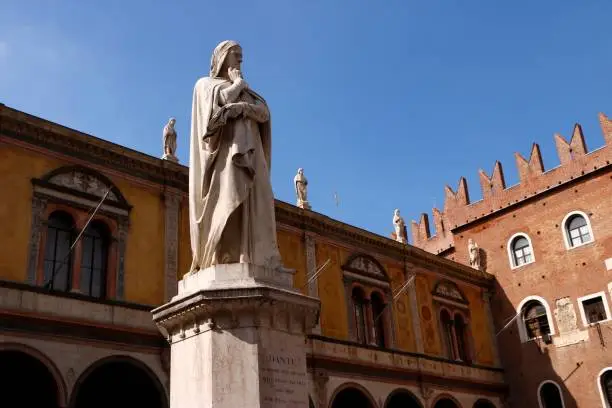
[440,309,456,359]
[509,234,533,268]
[564,213,593,248]
[600,369,612,407]
[454,313,469,362]
[538,381,564,408]
[43,211,75,292]
[522,300,551,340]
[352,287,367,345]
[370,292,386,348]
[80,221,110,298]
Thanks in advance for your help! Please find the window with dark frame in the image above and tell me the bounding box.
[351,287,368,345]
[566,214,592,247]
[440,309,457,360]
[522,301,551,339]
[43,211,75,292]
[512,236,533,266]
[582,296,607,324]
[454,314,469,362]
[370,292,387,348]
[80,221,109,298]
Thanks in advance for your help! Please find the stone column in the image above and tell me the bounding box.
[152,263,320,408]
[163,190,182,301]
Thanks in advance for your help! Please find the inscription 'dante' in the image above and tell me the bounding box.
[261,353,308,407]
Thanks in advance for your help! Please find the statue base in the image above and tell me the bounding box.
[162,153,179,163]
[152,263,320,408]
[296,200,311,210]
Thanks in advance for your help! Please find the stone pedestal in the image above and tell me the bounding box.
[162,153,179,163]
[152,263,320,408]
[297,199,311,210]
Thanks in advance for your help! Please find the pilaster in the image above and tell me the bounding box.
[163,190,182,301]
[408,282,424,353]
[26,196,47,284]
[482,289,501,366]
[305,234,321,334]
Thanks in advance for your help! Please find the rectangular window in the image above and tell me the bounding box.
[583,297,606,324]
[578,292,611,326]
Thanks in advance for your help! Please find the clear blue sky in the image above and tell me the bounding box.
[1,1,611,239]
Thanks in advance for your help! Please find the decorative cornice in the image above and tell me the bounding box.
[306,335,506,396]
[0,105,188,190]
[275,201,494,287]
[0,104,493,287]
[152,285,320,343]
[0,309,165,350]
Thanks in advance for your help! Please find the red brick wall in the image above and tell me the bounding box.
[448,169,612,407]
[412,113,612,407]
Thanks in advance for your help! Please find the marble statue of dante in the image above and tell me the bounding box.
[294,168,311,209]
[162,117,178,161]
[189,40,282,272]
[393,209,408,244]
[468,238,481,270]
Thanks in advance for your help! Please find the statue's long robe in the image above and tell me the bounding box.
[189,77,281,272]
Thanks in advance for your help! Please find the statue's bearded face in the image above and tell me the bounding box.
[224,46,243,71]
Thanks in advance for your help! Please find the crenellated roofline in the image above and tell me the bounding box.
[412,113,612,254]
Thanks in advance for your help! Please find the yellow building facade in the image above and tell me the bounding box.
[0,104,505,408]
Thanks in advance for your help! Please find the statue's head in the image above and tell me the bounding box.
[468,238,474,245]
[297,168,304,175]
[169,117,176,127]
[210,40,242,78]
[394,209,400,216]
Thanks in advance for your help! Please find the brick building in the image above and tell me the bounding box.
[0,103,505,408]
[411,113,612,407]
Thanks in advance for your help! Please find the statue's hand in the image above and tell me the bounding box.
[228,67,244,84]
[225,102,248,118]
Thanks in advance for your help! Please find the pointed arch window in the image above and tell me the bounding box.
[433,280,472,362]
[80,221,110,298]
[342,254,394,349]
[43,211,75,292]
[27,165,131,300]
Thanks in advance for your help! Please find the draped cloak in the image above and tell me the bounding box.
[188,76,281,272]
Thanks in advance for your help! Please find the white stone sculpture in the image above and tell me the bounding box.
[468,238,481,270]
[393,209,408,244]
[162,117,178,162]
[153,40,320,408]
[188,40,282,273]
[294,168,311,210]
